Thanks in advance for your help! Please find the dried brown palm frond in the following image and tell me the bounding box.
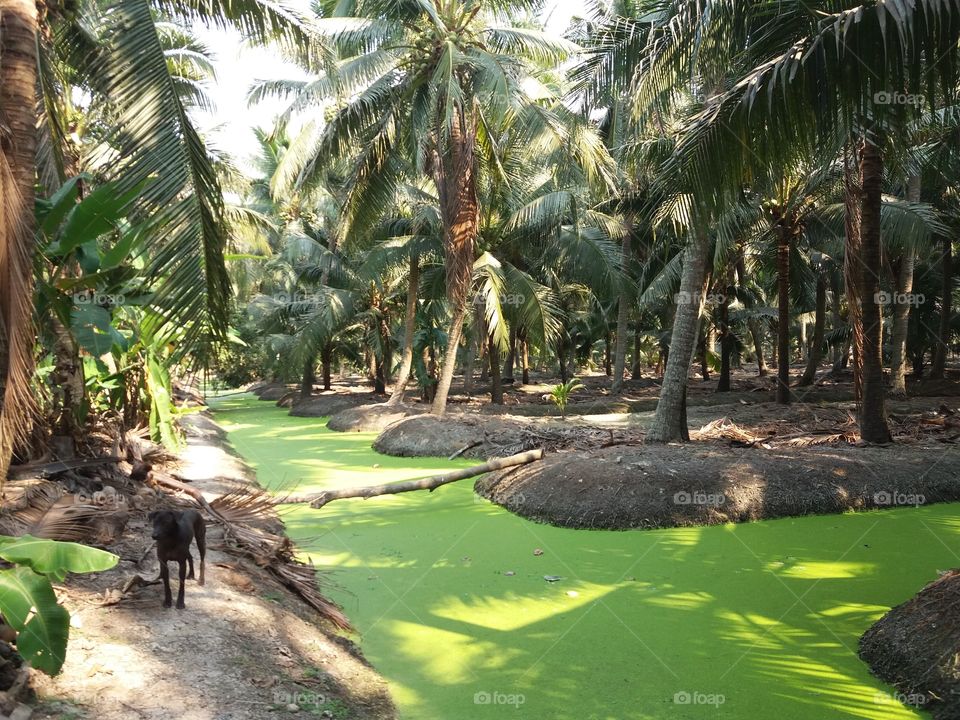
[270,561,351,631]
[3,491,128,543]
[693,418,763,444]
[153,473,352,630]
[783,432,857,448]
[0,156,38,486]
[222,519,351,631]
[1,479,64,513]
[210,484,279,525]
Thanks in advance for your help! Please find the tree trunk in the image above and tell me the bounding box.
[829,271,845,369]
[520,332,530,385]
[374,357,386,395]
[285,449,544,508]
[50,314,84,442]
[503,325,517,380]
[857,139,892,443]
[611,232,632,393]
[0,0,39,481]
[431,301,467,415]
[932,233,952,379]
[799,274,827,386]
[844,143,865,398]
[489,336,503,405]
[698,337,710,381]
[300,353,316,398]
[604,331,613,376]
[387,254,419,405]
[557,339,569,383]
[717,283,731,392]
[631,327,643,379]
[321,344,332,391]
[648,227,709,442]
[462,317,476,396]
[735,257,766,376]
[775,222,791,404]
[431,105,478,416]
[890,175,919,395]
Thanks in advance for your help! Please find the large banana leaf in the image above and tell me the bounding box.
[0,566,70,675]
[0,535,118,582]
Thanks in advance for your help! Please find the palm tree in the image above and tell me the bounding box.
[0,0,319,478]
[0,0,40,480]
[259,0,599,415]
[583,0,960,443]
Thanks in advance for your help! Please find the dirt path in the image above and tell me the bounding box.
[31,414,394,720]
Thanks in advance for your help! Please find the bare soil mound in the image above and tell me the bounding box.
[474,442,960,529]
[326,403,426,432]
[373,415,519,459]
[254,384,291,401]
[860,570,960,718]
[289,394,363,417]
[373,414,643,459]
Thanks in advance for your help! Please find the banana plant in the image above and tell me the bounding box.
[0,535,117,675]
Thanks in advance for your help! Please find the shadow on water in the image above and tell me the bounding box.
[212,395,946,720]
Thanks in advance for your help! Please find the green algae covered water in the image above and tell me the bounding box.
[212,395,949,720]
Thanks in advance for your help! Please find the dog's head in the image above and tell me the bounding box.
[148,510,179,540]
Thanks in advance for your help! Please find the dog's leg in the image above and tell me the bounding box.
[187,551,195,580]
[176,559,187,609]
[160,561,172,608]
[195,517,206,586]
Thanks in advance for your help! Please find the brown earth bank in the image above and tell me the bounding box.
[26,413,394,720]
[326,403,426,433]
[288,394,366,417]
[859,570,960,719]
[474,441,959,529]
[373,414,642,460]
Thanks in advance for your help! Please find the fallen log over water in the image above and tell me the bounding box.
[281,449,545,509]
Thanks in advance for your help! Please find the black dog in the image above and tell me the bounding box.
[149,509,206,609]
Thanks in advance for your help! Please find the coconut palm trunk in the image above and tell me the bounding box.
[775,220,791,404]
[488,336,503,405]
[799,274,827,386]
[736,258,766,376]
[890,175,919,395]
[857,140,892,443]
[931,233,952,380]
[843,146,864,396]
[611,232,632,393]
[0,0,39,482]
[431,106,478,416]
[648,226,710,442]
[716,276,732,392]
[299,353,316,398]
[320,343,332,391]
[387,254,419,405]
